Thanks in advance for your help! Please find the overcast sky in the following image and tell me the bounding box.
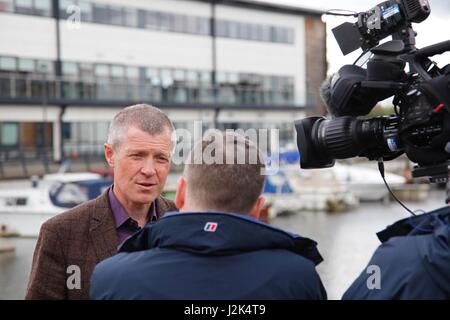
[253,0,450,73]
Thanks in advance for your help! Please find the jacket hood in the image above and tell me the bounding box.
[377,206,450,292]
[119,211,323,265]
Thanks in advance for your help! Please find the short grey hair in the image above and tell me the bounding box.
[184,130,265,214]
[107,104,174,150]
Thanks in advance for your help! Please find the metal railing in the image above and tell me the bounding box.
[0,145,107,179]
[0,146,54,177]
[0,73,309,106]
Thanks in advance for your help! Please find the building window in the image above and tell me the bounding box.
[94,64,109,78]
[287,29,295,44]
[0,56,54,75]
[196,17,210,35]
[78,1,93,22]
[160,69,173,88]
[123,7,137,27]
[248,24,260,41]
[217,72,228,84]
[59,0,88,20]
[215,19,294,44]
[186,70,199,84]
[36,60,54,74]
[185,16,198,34]
[62,122,71,140]
[126,66,139,79]
[95,122,109,145]
[18,58,35,73]
[173,14,187,33]
[272,27,293,44]
[200,71,211,84]
[0,54,296,106]
[14,0,51,16]
[34,0,51,17]
[238,22,250,40]
[62,62,78,77]
[15,0,33,15]
[0,56,16,71]
[261,25,271,42]
[0,122,19,147]
[78,63,94,79]
[145,68,160,86]
[61,62,79,99]
[228,21,239,38]
[173,69,187,102]
[159,12,173,31]
[109,5,123,26]
[63,121,109,156]
[92,3,109,24]
[6,0,296,44]
[58,0,69,18]
[110,65,124,78]
[215,20,227,37]
[144,10,158,30]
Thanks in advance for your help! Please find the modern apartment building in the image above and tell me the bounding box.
[0,0,326,168]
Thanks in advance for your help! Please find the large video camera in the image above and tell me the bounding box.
[295,0,450,182]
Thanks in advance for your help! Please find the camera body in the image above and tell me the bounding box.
[295,0,450,182]
[332,0,430,55]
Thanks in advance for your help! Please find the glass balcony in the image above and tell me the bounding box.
[0,73,306,107]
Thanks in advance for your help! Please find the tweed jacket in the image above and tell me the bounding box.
[25,188,177,300]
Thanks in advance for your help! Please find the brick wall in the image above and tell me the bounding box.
[304,15,327,115]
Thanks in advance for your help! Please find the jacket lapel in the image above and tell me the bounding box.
[89,189,119,262]
[155,197,177,219]
[89,190,176,261]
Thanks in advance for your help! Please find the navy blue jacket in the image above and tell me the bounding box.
[343,206,450,300]
[90,212,327,300]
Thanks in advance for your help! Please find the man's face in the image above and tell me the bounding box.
[105,126,172,206]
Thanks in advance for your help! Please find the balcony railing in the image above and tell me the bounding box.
[0,145,107,178]
[0,73,310,107]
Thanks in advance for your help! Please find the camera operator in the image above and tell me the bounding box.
[294,0,450,299]
[343,205,450,300]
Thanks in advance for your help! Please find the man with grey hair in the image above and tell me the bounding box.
[90,131,326,300]
[26,104,177,300]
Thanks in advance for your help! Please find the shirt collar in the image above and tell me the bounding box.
[108,185,157,229]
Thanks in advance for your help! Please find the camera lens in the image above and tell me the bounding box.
[312,116,402,162]
[315,116,363,158]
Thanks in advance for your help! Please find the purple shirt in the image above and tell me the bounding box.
[108,186,157,245]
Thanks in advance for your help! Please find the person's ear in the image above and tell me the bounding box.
[175,176,187,210]
[104,143,115,167]
[249,196,265,220]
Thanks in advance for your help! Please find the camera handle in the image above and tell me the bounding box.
[412,161,450,183]
[409,40,450,81]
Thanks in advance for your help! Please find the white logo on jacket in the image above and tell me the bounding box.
[204,222,218,232]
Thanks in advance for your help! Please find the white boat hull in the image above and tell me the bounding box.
[0,172,108,237]
[0,209,63,237]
